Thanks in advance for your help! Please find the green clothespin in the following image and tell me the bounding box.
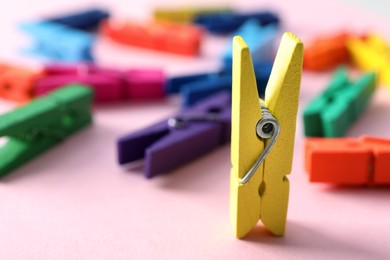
[0,84,93,176]
[303,67,377,137]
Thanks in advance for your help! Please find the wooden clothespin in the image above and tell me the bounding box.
[303,68,376,137]
[153,6,232,23]
[0,85,93,176]
[230,33,303,238]
[305,136,390,185]
[347,34,390,89]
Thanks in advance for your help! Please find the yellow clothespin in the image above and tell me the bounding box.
[230,33,303,238]
[347,35,390,89]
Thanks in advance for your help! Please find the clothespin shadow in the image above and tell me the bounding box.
[117,91,231,179]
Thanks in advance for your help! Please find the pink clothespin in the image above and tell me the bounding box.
[36,63,166,102]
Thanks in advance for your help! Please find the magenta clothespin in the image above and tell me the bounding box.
[36,64,167,102]
[124,69,166,99]
[36,63,125,102]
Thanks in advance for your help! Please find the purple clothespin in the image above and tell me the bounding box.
[117,91,231,178]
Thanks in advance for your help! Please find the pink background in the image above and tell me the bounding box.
[1,0,390,259]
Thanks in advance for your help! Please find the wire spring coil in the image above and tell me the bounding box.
[238,104,280,184]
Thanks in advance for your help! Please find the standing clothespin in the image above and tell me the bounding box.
[0,85,93,176]
[117,91,231,178]
[305,136,390,185]
[303,68,376,137]
[230,33,303,238]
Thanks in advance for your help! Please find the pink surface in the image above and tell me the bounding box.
[1,0,390,259]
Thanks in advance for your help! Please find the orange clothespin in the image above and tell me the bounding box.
[100,19,203,56]
[303,33,351,71]
[0,64,43,103]
[305,136,390,185]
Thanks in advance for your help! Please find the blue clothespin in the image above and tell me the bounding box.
[167,62,272,107]
[222,20,279,65]
[20,22,95,61]
[46,8,110,31]
[194,11,279,34]
[117,91,231,178]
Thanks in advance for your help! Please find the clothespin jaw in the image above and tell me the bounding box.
[305,136,390,185]
[46,8,110,31]
[20,22,94,61]
[303,68,376,137]
[0,64,43,103]
[230,33,303,238]
[347,35,390,89]
[0,85,93,176]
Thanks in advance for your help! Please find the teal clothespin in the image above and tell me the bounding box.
[303,67,376,137]
[0,85,93,176]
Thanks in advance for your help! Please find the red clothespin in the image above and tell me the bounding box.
[305,136,390,185]
[303,33,352,71]
[36,63,166,102]
[0,63,43,103]
[100,19,203,56]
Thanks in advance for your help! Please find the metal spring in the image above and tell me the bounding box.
[168,113,220,128]
[238,104,280,184]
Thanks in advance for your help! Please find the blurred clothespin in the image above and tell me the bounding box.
[304,32,352,71]
[20,22,95,61]
[230,33,303,238]
[222,20,279,65]
[167,62,272,107]
[36,63,166,102]
[46,7,110,31]
[0,85,93,176]
[194,11,279,34]
[303,68,376,137]
[154,6,232,23]
[117,91,231,178]
[0,63,43,103]
[347,34,390,88]
[305,136,390,185]
[100,20,203,56]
